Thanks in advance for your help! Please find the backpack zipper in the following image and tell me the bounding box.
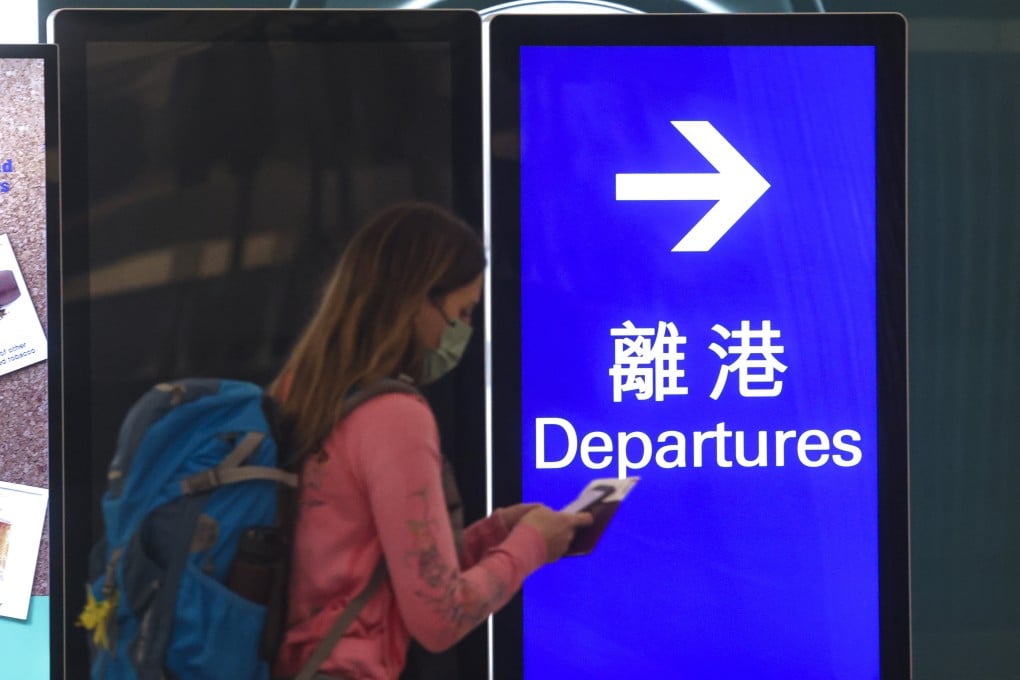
[133,578,162,666]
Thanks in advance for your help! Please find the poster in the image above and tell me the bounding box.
[0,481,48,620]
[0,233,47,376]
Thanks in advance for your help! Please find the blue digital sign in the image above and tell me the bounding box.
[518,45,879,678]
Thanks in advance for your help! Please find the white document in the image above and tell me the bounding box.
[561,476,639,513]
[0,481,49,620]
[0,234,48,377]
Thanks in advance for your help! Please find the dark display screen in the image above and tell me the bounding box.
[53,10,482,675]
[78,36,459,445]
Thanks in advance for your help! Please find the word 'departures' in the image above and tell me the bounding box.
[535,418,863,479]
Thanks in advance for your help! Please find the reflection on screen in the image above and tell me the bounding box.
[74,38,455,498]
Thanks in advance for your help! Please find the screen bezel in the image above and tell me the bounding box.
[488,13,908,679]
[0,42,61,680]
[51,10,482,677]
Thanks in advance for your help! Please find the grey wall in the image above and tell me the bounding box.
[907,15,1020,680]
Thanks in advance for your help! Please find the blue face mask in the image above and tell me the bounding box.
[421,317,473,385]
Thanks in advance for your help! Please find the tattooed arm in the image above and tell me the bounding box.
[357,394,547,652]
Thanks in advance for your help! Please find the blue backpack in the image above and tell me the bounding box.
[78,377,416,680]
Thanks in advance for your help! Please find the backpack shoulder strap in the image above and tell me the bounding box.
[339,376,422,417]
[292,560,388,680]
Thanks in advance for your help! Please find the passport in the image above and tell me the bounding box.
[560,477,638,556]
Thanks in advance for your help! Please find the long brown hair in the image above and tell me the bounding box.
[270,202,484,460]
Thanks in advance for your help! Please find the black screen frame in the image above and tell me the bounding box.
[488,13,908,679]
[51,9,483,678]
[0,41,61,680]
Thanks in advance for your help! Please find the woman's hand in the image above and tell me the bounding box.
[519,505,594,563]
[496,502,542,530]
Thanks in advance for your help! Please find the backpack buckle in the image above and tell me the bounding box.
[181,467,222,495]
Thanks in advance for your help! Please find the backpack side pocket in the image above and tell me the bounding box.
[166,561,271,680]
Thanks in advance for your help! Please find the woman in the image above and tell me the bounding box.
[271,202,592,680]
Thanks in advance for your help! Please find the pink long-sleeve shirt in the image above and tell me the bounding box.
[274,392,547,680]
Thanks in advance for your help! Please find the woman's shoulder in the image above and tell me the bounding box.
[346,385,434,422]
[326,390,441,475]
[339,389,436,435]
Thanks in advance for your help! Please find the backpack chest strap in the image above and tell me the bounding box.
[181,431,299,494]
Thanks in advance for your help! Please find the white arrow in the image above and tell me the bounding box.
[615,121,770,252]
